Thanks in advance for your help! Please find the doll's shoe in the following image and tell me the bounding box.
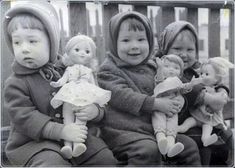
[203,134,218,147]
[167,142,184,157]
[158,138,168,155]
[72,143,87,157]
[61,146,73,159]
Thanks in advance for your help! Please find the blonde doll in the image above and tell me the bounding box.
[50,34,111,159]
[178,57,234,147]
[152,54,203,157]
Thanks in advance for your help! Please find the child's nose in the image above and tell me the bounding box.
[22,43,30,54]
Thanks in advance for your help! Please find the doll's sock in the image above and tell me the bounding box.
[167,142,184,157]
[202,134,218,147]
[156,133,168,155]
[72,143,87,157]
[61,146,73,159]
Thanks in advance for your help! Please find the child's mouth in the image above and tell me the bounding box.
[128,53,140,57]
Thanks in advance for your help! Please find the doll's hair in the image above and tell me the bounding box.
[201,57,234,85]
[162,54,184,76]
[62,34,98,71]
[155,54,184,82]
[120,17,146,32]
[7,13,46,35]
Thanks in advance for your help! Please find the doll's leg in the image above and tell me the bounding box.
[72,116,87,157]
[152,112,168,155]
[167,114,184,157]
[201,124,218,147]
[178,117,197,133]
[61,103,74,159]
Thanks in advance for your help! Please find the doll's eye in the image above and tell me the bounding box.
[75,48,79,52]
[206,73,209,76]
[30,40,37,44]
[86,50,90,54]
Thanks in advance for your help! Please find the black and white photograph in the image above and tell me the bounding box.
[0,0,234,167]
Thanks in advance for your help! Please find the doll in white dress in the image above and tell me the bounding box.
[50,34,111,159]
[178,57,234,147]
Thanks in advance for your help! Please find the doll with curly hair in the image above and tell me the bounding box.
[178,57,234,147]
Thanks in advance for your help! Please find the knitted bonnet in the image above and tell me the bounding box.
[3,1,60,63]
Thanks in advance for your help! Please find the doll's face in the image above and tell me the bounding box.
[68,41,92,66]
[12,26,50,69]
[167,32,196,70]
[117,21,149,66]
[200,64,218,86]
[162,59,181,78]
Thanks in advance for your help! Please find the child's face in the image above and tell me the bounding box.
[68,41,92,66]
[167,33,196,70]
[162,59,181,78]
[12,27,50,69]
[117,22,149,66]
[200,64,217,86]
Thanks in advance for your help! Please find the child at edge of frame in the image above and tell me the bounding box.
[2,1,118,167]
[97,11,202,166]
[155,20,234,166]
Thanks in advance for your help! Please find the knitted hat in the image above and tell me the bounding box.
[108,11,154,67]
[154,76,183,97]
[157,21,198,58]
[3,1,60,63]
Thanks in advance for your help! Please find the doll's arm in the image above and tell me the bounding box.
[181,76,204,94]
[50,69,69,88]
[178,117,198,133]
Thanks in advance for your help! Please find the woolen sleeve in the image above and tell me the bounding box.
[4,76,52,141]
[97,65,148,116]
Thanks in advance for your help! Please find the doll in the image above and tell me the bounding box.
[178,57,234,147]
[50,34,111,159]
[152,54,203,157]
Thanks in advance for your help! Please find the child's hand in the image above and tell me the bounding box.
[204,92,227,111]
[60,123,88,142]
[154,97,182,117]
[74,104,99,121]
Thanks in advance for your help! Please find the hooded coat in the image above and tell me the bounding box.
[97,11,157,148]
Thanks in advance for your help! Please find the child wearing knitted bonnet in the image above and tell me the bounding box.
[50,34,111,159]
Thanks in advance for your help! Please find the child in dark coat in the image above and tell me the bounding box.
[155,20,233,166]
[3,1,117,166]
[97,11,201,166]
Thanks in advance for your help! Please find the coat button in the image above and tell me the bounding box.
[55,113,61,118]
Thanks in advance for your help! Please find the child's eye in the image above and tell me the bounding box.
[13,41,20,45]
[138,38,146,42]
[86,50,90,54]
[206,73,209,76]
[122,39,129,42]
[75,48,79,52]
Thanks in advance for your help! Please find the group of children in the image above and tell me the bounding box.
[2,1,233,167]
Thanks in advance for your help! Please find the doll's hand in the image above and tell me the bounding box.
[50,81,61,88]
[154,97,182,117]
[60,123,88,142]
[74,104,99,121]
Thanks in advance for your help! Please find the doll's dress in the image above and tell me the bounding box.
[51,64,111,109]
[190,86,227,129]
